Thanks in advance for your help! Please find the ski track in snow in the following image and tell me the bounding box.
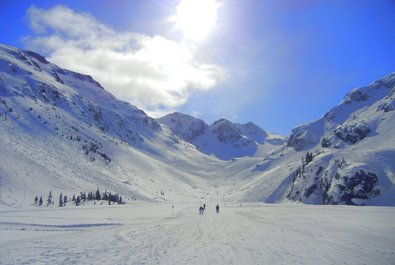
[0,203,394,265]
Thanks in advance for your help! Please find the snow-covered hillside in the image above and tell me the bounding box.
[226,73,395,206]
[159,113,287,160]
[0,43,394,208]
[0,44,227,207]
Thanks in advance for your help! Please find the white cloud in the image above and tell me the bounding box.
[24,5,225,116]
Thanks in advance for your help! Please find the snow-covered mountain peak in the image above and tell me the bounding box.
[210,118,245,144]
[237,121,268,144]
[0,44,162,145]
[158,112,208,142]
[269,72,395,205]
[288,72,395,151]
[159,113,286,160]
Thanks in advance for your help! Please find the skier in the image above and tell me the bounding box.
[203,204,206,210]
[216,204,220,213]
[199,206,204,215]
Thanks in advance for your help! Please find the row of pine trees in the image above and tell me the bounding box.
[34,188,125,207]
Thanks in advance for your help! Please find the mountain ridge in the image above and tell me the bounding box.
[0,43,394,207]
[158,113,287,160]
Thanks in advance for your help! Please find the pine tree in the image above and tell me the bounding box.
[47,191,52,206]
[34,196,38,205]
[305,152,313,165]
[108,192,112,204]
[103,189,108,201]
[39,196,43,206]
[59,193,63,207]
[63,195,68,206]
[96,188,101,200]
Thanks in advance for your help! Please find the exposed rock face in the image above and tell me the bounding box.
[322,122,371,148]
[286,154,383,206]
[343,90,369,103]
[322,168,379,205]
[334,123,371,145]
[211,119,244,144]
[158,112,208,143]
[158,112,208,142]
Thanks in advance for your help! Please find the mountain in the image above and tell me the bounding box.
[227,72,395,206]
[158,113,287,160]
[285,73,395,205]
[0,43,394,207]
[288,75,395,151]
[0,44,225,207]
[157,112,208,142]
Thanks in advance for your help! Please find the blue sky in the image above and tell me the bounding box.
[1,0,395,135]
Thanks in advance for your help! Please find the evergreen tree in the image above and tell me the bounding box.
[95,188,101,200]
[59,193,63,207]
[72,194,76,202]
[305,152,313,165]
[63,195,68,206]
[47,191,52,206]
[103,189,108,201]
[34,196,38,205]
[39,196,43,206]
[108,192,112,204]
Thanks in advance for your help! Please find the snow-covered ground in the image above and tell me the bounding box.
[1,200,394,265]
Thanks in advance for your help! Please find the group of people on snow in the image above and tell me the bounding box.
[199,203,220,215]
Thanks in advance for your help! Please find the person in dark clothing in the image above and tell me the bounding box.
[199,206,204,215]
[216,204,219,213]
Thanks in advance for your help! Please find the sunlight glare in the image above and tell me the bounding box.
[174,0,219,41]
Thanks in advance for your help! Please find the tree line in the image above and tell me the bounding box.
[34,188,127,207]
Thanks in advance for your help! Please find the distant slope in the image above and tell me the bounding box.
[158,113,287,160]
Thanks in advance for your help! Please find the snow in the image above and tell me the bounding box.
[0,41,395,264]
[1,202,394,264]
[2,43,394,207]
[159,113,287,160]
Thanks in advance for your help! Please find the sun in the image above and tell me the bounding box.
[173,0,219,41]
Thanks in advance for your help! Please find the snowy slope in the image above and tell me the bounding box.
[288,74,395,151]
[227,73,395,205]
[0,44,226,207]
[159,113,287,160]
[0,43,394,208]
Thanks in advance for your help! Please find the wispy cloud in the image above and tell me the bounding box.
[24,5,225,116]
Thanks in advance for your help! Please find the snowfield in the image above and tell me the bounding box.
[1,202,394,265]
